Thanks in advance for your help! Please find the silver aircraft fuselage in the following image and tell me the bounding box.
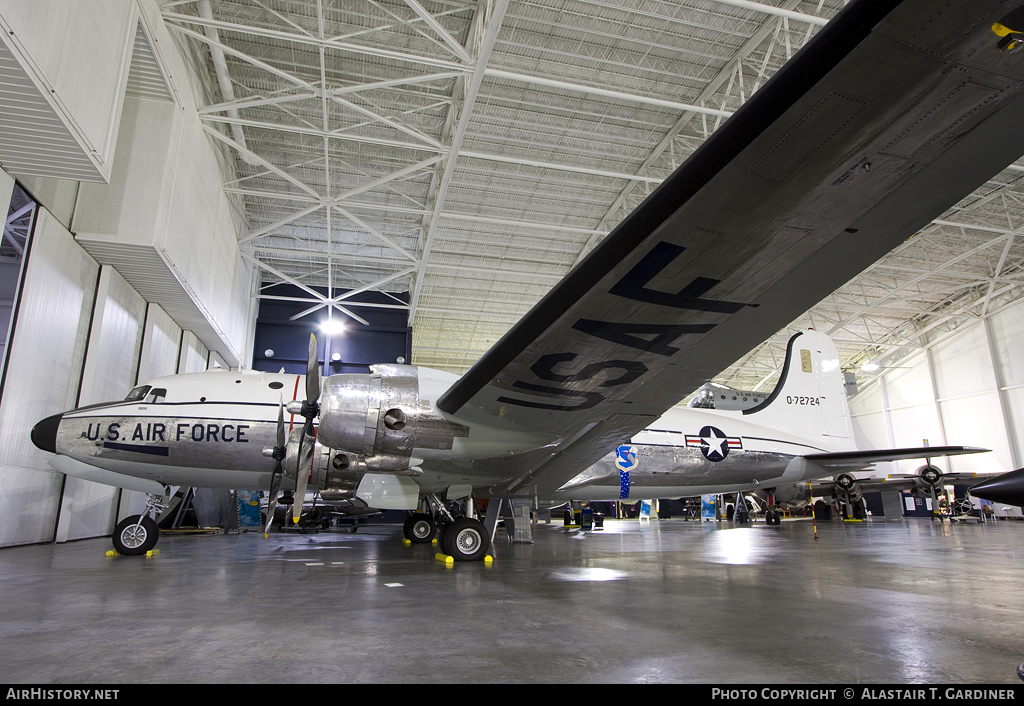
[36,367,854,502]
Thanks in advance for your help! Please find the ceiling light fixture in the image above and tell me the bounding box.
[320,319,345,336]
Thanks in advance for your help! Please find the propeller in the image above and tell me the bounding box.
[287,334,321,525]
[262,398,287,537]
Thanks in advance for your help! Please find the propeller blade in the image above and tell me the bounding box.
[265,398,287,537]
[305,333,320,406]
[276,397,285,449]
[265,462,282,537]
[291,421,315,525]
[291,469,308,526]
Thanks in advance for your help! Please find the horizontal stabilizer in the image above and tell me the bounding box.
[805,445,988,469]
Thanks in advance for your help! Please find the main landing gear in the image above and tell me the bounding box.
[442,517,489,562]
[111,488,170,556]
[402,494,491,562]
[403,513,436,543]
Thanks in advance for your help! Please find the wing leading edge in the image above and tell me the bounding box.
[435,0,1024,496]
[805,446,990,470]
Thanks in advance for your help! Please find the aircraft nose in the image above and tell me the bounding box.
[30,413,62,454]
[970,468,1024,506]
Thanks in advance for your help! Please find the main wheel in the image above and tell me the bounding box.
[112,515,159,556]
[403,513,436,543]
[443,517,490,561]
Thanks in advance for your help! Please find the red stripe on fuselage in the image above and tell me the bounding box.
[289,375,301,432]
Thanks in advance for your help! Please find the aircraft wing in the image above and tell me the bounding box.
[436,0,1024,497]
[809,471,994,497]
[804,446,989,471]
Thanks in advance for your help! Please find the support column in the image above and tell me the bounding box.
[984,317,1022,469]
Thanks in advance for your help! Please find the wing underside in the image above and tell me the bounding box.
[804,446,990,470]
[810,473,991,497]
[435,0,1024,496]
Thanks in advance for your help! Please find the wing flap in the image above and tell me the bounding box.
[503,412,654,498]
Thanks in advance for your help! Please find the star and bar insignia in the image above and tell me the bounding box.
[685,426,742,462]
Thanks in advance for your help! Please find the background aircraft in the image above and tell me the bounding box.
[549,329,987,521]
[30,0,1024,559]
[970,468,1024,508]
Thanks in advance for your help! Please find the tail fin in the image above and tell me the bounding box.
[742,329,852,439]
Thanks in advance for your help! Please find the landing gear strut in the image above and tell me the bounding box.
[111,488,169,556]
[418,493,491,561]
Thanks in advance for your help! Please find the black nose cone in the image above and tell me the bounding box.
[970,468,1024,507]
[30,413,62,454]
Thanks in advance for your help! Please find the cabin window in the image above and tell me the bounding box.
[146,388,167,404]
[124,385,151,402]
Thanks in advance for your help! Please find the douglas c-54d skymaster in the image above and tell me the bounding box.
[30,0,1024,559]
[551,329,992,521]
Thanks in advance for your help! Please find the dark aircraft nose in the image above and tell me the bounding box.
[30,413,62,454]
[970,468,1024,507]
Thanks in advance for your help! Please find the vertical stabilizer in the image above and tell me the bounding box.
[741,330,852,439]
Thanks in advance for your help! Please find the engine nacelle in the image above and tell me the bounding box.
[832,473,863,501]
[910,465,943,495]
[317,364,468,472]
[308,441,363,496]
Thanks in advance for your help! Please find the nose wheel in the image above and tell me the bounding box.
[112,515,159,555]
[110,488,169,556]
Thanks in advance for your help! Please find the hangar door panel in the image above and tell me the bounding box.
[990,301,1024,467]
[0,208,98,546]
[56,265,147,542]
[931,324,997,400]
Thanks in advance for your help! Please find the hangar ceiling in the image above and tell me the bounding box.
[162,0,1024,395]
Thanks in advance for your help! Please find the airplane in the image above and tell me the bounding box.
[970,468,1024,508]
[547,328,988,523]
[686,382,771,411]
[28,0,1024,560]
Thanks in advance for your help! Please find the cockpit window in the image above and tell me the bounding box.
[146,388,167,403]
[124,385,151,402]
[688,388,716,409]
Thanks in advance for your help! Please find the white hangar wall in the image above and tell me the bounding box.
[0,0,136,182]
[0,189,229,547]
[0,0,253,367]
[849,299,1024,479]
[72,0,252,367]
[0,207,99,547]
[73,91,251,366]
[0,0,256,547]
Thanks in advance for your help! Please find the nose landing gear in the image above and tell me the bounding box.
[110,488,170,556]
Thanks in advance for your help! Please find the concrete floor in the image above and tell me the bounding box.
[0,516,1021,684]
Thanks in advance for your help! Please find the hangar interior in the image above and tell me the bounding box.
[1,0,1022,546]
[0,0,1024,683]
